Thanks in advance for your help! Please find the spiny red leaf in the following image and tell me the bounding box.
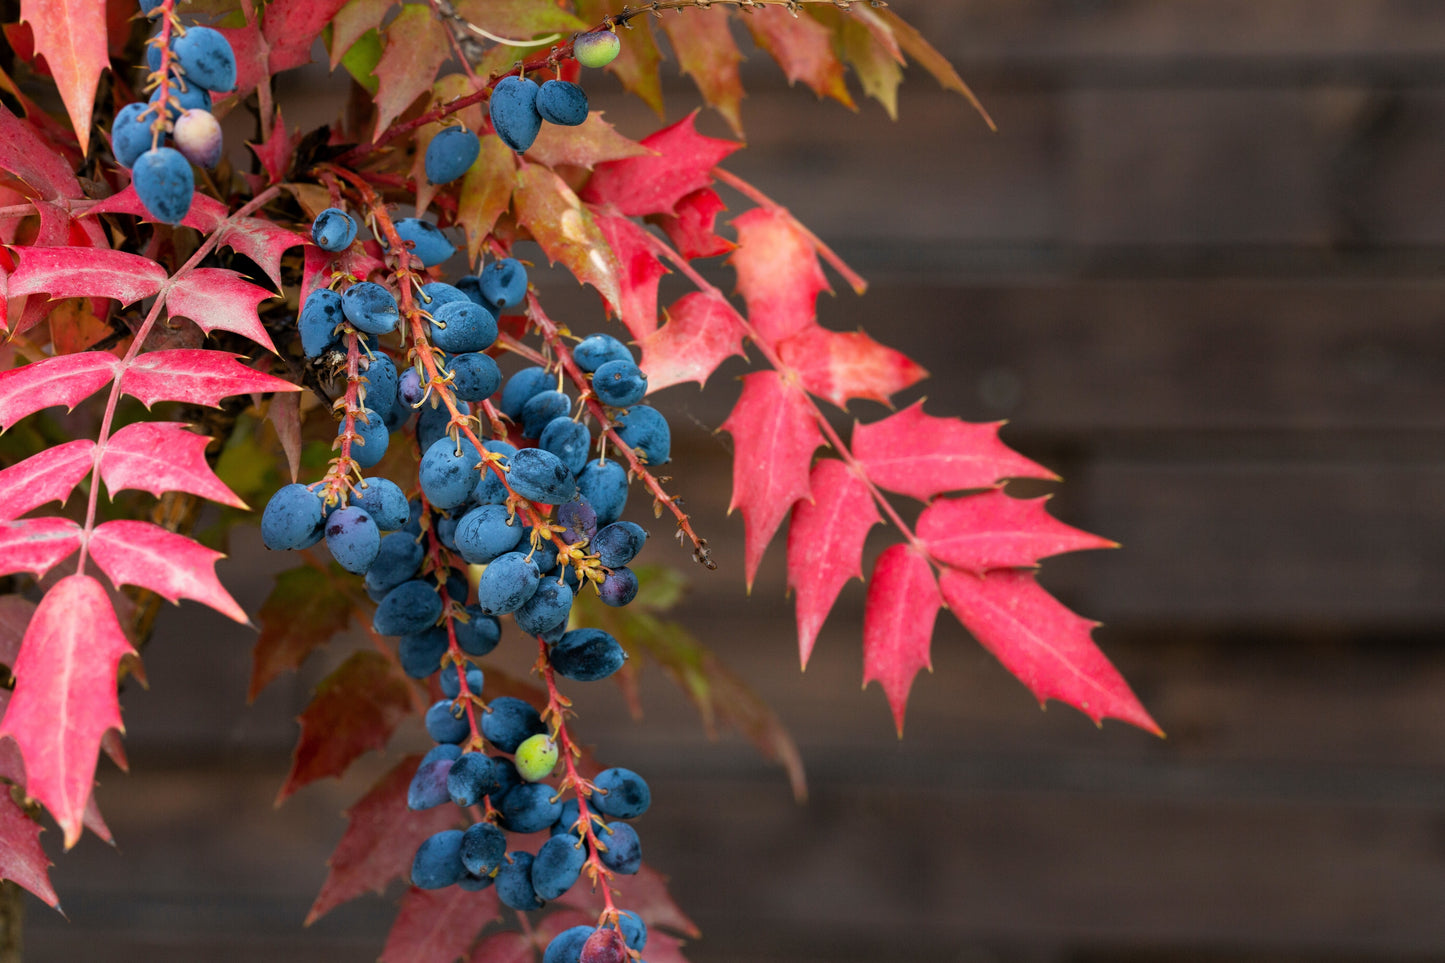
[216,217,307,292]
[527,111,649,171]
[0,517,82,579]
[776,325,928,409]
[379,885,500,963]
[720,371,825,590]
[221,0,352,102]
[0,440,95,521]
[99,422,246,509]
[640,291,748,393]
[247,108,298,186]
[861,544,940,735]
[0,574,133,849]
[0,103,82,200]
[514,163,621,311]
[267,392,302,482]
[0,351,119,430]
[19,0,107,156]
[851,401,1057,502]
[119,349,301,409]
[372,5,449,140]
[653,187,734,260]
[917,491,1117,573]
[277,651,413,805]
[787,459,880,669]
[582,111,740,218]
[164,268,279,353]
[595,214,667,340]
[87,520,248,623]
[250,565,352,702]
[8,247,166,306]
[0,789,58,908]
[730,206,830,347]
[746,7,854,108]
[661,9,745,137]
[306,754,462,925]
[938,568,1161,734]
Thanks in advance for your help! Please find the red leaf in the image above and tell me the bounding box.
[328,0,391,69]
[372,5,449,139]
[652,187,734,260]
[514,163,621,311]
[465,930,534,963]
[379,885,500,963]
[861,544,940,735]
[0,597,35,669]
[216,217,307,291]
[19,0,107,155]
[0,103,82,200]
[267,392,302,482]
[165,268,280,353]
[786,459,880,668]
[0,440,95,521]
[307,754,462,924]
[918,491,1117,573]
[719,372,824,590]
[247,108,297,186]
[8,247,166,306]
[277,651,413,804]
[595,214,667,340]
[0,517,82,580]
[250,565,355,701]
[87,520,248,623]
[661,9,745,137]
[99,422,246,509]
[85,183,230,232]
[0,351,119,430]
[745,7,854,108]
[526,111,649,171]
[220,0,352,102]
[776,325,927,409]
[729,206,829,347]
[0,790,58,908]
[639,291,748,393]
[938,568,1161,734]
[582,111,740,218]
[0,574,133,848]
[851,401,1057,502]
[119,349,301,409]
[557,862,700,939]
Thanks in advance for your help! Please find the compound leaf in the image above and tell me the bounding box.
[640,291,748,393]
[87,520,248,623]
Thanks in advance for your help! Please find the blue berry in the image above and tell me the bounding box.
[520,390,571,439]
[373,580,442,635]
[617,911,647,951]
[324,506,380,574]
[445,352,501,402]
[473,439,516,505]
[454,504,524,565]
[576,460,628,526]
[495,852,543,910]
[591,359,648,408]
[362,531,423,596]
[532,834,586,899]
[132,147,194,225]
[550,628,627,683]
[398,627,448,678]
[361,355,398,421]
[506,447,577,505]
[475,551,541,615]
[499,365,553,418]
[499,782,563,834]
[595,821,641,874]
[440,665,485,700]
[593,521,646,567]
[455,607,502,657]
[479,257,529,309]
[419,436,481,510]
[312,208,357,252]
[416,399,468,454]
[407,757,453,810]
[425,126,481,183]
[514,578,573,636]
[447,752,501,807]
[592,767,650,819]
[392,217,455,268]
[539,418,592,476]
[489,76,543,153]
[298,288,344,357]
[425,699,470,745]
[455,274,497,312]
[420,281,467,310]
[341,281,399,335]
[615,405,670,464]
[349,408,389,469]
[172,26,237,91]
[460,821,508,876]
[574,334,632,372]
[111,102,153,168]
[480,696,544,753]
[536,80,589,126]
[353,476,408,530]
[261,483,325,550]
[148,81,211,121]
[411,829,466,889]
[598,567,638,607]
[429,299,498,353]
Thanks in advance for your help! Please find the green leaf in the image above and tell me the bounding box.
[452,0,586,36]
[340,27,384,95]
[249,565,355,701]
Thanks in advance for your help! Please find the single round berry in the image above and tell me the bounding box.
[261,484,325,550]
[425,126,481,184]
[392,217,455,268]
[536,80,589,126]
[429,299,498,353]
[132,147,194,225]
[479,257,529,309]
[591,359,648,408]
[111,102,153,169]
[592,767,651,819]
[312,208,357,252]
[573,31,621,69]
[324,506,380,574]
[172,26,237,92]
[550,628,627,683]
[172,107,223,168]
[490,76,543,153]
[514,733,559,782]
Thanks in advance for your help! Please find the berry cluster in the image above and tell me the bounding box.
[113,0,236,224]
[261,199,669,961]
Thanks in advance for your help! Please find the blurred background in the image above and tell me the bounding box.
[24,1,1445,960]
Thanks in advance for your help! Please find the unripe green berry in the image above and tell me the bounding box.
[515,732,559,781]
[573,31,621,69]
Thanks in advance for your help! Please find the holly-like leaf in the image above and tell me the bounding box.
[0,788,58,908]
[457,136,516,264]
[165,268,280,353]
[938,568,1161,734]
[514,162,621,311]
[330,0,395,69]
[652,187,734,260]
[527,112,650,171]
[861,544,940,735]
[266,392,303,482]
[0,352,119,430]
[0,440,95,521]
[216,217,309,292]
[575,0,664,117]
[371,4,449,140]
[276,650,413,804]
[247,108,299,187]
[119,349,301,409]
[745,7,854,108]
[595,214,667,340]
[84,183,229,232]
[640,291,748,393]
[0,574,133,849]
[7,247,166,307]
[379,885,500,963]
[87,520,248,623]
[0,103,82,201]
[878,8,994,130]
[786,459,880,669]
[0,596,35,668]
[249,565,353,701]
[661,9,745,137]
[451,0,586,36]
[720,371,825,589]
[830,7,904,119]
[582,112,740,218]
[464,930,533,963]
[776,325,927,410]
[851,401,1057,502]
[220,0,353,103]
[98,422,246,509]
[917,490,1117,573]
[729,206,830,347]
[0,517,83,580]
[18,0,107,156]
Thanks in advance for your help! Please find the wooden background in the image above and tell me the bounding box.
[21,2,1445,960]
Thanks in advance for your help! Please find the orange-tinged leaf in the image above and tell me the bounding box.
[99,422,246,509]
[379,885,500,963]
[452,0,586,35]
[595,214,667,340]
[879,8,995,130]
[720,371,824,590]
[0,102,82,201]
[730,206,829,347]
[221,0,353,103]
[787,459,880,669]
[828,7,904,119]
[457,135,516,264]
[582,111,739,218]
[861,544,939,735]
[19,0,107,156]
[0,440,95,521]
[557,862,700,939]
[745,7,854,109]
[0,517,83,580]
[88,520,248,623]
[372,5,450,140]
[918,491,1117,573]
[329,0,395,70]
[662,8,745,137]
[852,401,1057,502]
[652,187,734,260]
[249,565,352,702]
[277,651,413,804]
[0,352,119,430]
[576,0,664,117]
[165,268,280,354]
[47,298,111,355]
[0,790,58,908]
[267,392,303,483]
[527,112,650,171]
[776,325,927,410]
[0,574,133,849]
[514,162,621,310]
[939,568,1161,734]
[119,349,302,409]
[640,291,747,393]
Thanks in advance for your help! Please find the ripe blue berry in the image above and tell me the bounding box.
[537,80,589,126]
[591,359,648,408]
[261,484,325,550]
[429,299,497,353]
[576,459,628,526]
[550,628,627,683]
[392,217,455,268]
[172,26,237,92]
[425,126,481,184]
[506,447,577,504]
[132,147,194,225]
[615,404,671,464]
[480,696,545,753]
[342,281,400,335]
[312,208,357,252]
[574,334,632,372]
[489,76,543,153]
[325,506,380,574]
[479,257,529,309]
[111,102,153,168]
[444,352,501,402]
